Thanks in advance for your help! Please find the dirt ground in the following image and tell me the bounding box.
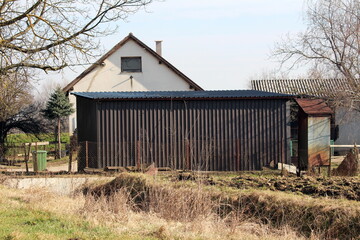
[174,172,360,201]
[0,161,78,172]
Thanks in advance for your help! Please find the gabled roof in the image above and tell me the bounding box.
[63,33,203,92]
[251,79,356,98]
[296,98,333,115]
[71,90,293,101]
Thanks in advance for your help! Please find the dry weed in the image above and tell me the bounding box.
[80,188,133,224]
[0,182,307,240]
[148,184,216,221]
[0,174,8,184]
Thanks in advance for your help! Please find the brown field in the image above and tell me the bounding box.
[1,168,360,240]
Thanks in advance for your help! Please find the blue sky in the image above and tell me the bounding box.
[43,0,306,91]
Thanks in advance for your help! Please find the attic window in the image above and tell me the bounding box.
[121,57,142,72]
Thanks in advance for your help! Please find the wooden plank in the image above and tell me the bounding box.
[330,145,360,148]
[25,142,49,146]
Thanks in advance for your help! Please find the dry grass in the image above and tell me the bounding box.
[86,173,360,239]
[0,178,305,240]
[3,172,360,239]
[79,187,305,240]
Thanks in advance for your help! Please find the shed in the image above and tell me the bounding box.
[296,98,333,171]
[72,90,293,171]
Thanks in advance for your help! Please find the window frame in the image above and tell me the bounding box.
[121,56,142,73]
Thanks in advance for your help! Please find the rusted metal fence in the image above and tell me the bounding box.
[78,138,285,171]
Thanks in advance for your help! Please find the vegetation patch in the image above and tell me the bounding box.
[0,199,118,240]
[0,181,302,240]
[87,173,360,239]
[173,172,360,201]
[5,133,70,145]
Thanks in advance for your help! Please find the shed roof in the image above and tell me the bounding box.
[63,33,203,92]
[296,98,333,115]
[251,79,356,98]
[71,90,293,101]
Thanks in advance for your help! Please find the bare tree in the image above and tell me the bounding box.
[273,0,360,97]
[0,0,153,75]
[0,71,32,123]
[0,0,153,160]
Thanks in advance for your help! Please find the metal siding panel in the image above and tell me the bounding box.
[78,97,289,171]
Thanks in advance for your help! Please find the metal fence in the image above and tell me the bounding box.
[78,138,285,171]
[1,142,68,166]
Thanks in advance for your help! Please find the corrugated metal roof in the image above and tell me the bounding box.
[296,98,333,115]
[71,90,293,100]
[251,79,356,98]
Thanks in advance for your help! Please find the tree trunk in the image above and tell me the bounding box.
[57,118,61,159]
[0,121,6,162]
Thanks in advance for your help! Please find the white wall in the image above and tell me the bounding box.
[68,39,195,133]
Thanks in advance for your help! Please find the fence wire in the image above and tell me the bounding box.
[78,139,283,171]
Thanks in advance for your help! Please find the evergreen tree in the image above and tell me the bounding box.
[43,88,74,159]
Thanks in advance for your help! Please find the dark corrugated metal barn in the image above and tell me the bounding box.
[73,90,292,171]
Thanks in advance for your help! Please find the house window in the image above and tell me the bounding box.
[121,57,142,72]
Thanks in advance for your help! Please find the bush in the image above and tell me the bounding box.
[5,133,70,145]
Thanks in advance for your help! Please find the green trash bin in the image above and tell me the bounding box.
[33,150,47,171]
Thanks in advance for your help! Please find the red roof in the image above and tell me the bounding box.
[296,98,333,115]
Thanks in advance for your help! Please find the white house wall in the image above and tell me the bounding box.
[69,39,195,133]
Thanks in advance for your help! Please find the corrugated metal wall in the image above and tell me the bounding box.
[76,97,98,170]
[77,98,290,171]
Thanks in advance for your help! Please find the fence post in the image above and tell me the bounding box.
[281,137,284,175]
[185,139,190,170]
[236,139,241,171]
[328,143,332,177]
[23,143,30,173]
[68,149,72,173]
[136,140,141,170]
[85,141,89,168]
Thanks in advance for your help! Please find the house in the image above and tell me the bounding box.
[72,90,293,171]
[251,79,360,147]
[63,33,203,133]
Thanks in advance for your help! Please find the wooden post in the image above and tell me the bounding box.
[281,138,284,176]
[185,140,190,170]
[136,140,141,171]
[32,142,38,172]
[328,143,332,177]
[236,139,241,171]
[68,149,72,173]
[23,143,29,173]
[85,141,89,168]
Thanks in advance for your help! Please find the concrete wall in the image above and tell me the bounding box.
[68,39,195,133]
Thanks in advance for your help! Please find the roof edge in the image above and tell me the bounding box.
[63,33,203,92]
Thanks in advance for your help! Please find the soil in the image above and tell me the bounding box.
[175,173,360,201]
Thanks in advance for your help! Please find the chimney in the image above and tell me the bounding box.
[155,40,162,56]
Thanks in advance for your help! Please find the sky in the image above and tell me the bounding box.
[41,0,306,91]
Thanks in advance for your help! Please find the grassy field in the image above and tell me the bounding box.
[1,170,360,239]
[0,172,308,240]
[0,185,160,240]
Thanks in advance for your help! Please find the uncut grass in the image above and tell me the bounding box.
[3,172,359,239]
[0,183,303,240]
[0,189,118,240]
[88,173,360,239]
[81,187,304,240]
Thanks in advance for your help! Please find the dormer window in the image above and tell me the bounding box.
[121,57,142,72]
